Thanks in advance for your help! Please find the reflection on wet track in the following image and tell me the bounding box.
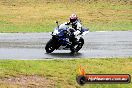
[0,31,132,59]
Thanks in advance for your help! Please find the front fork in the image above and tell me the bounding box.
[51,36,60,49]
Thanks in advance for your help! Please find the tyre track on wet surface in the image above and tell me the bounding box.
[0,31,132,59]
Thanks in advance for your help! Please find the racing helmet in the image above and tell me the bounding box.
[70,14,78,23]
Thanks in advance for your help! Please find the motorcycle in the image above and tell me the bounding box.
[45,21,89,53]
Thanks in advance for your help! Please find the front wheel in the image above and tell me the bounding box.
[70,37,84,53]
[45,39,56,53]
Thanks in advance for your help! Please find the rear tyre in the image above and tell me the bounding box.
[45,39,55,53]
[70,37,84,53]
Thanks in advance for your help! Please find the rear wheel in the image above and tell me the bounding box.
[70,37,84,53]
[45,39,56,53]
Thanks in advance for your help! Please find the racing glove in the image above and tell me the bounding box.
[73,30,81,36]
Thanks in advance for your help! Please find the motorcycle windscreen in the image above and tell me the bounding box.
[58,29,68,37]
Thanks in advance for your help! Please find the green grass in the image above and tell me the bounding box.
[0,0,131,32]
[0,58,132,88]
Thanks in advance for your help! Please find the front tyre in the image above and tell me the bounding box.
[45,39,55,53]
[70,37,84,53]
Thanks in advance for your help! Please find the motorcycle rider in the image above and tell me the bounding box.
[67,14,83,45]
[45,14,88,53]
[66,13,82,37]
[62,13,84,52]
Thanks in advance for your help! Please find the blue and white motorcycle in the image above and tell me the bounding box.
[45,21,89,53]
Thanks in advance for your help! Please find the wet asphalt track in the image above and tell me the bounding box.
[0,31,132,59]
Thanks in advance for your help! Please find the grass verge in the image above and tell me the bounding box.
[0,0,131,32]
[0,58,132,88]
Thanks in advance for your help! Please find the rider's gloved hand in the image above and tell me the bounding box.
[73,30,81,36]
[65,22,70,25]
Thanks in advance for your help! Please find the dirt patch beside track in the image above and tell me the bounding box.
[0,75,55,88]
